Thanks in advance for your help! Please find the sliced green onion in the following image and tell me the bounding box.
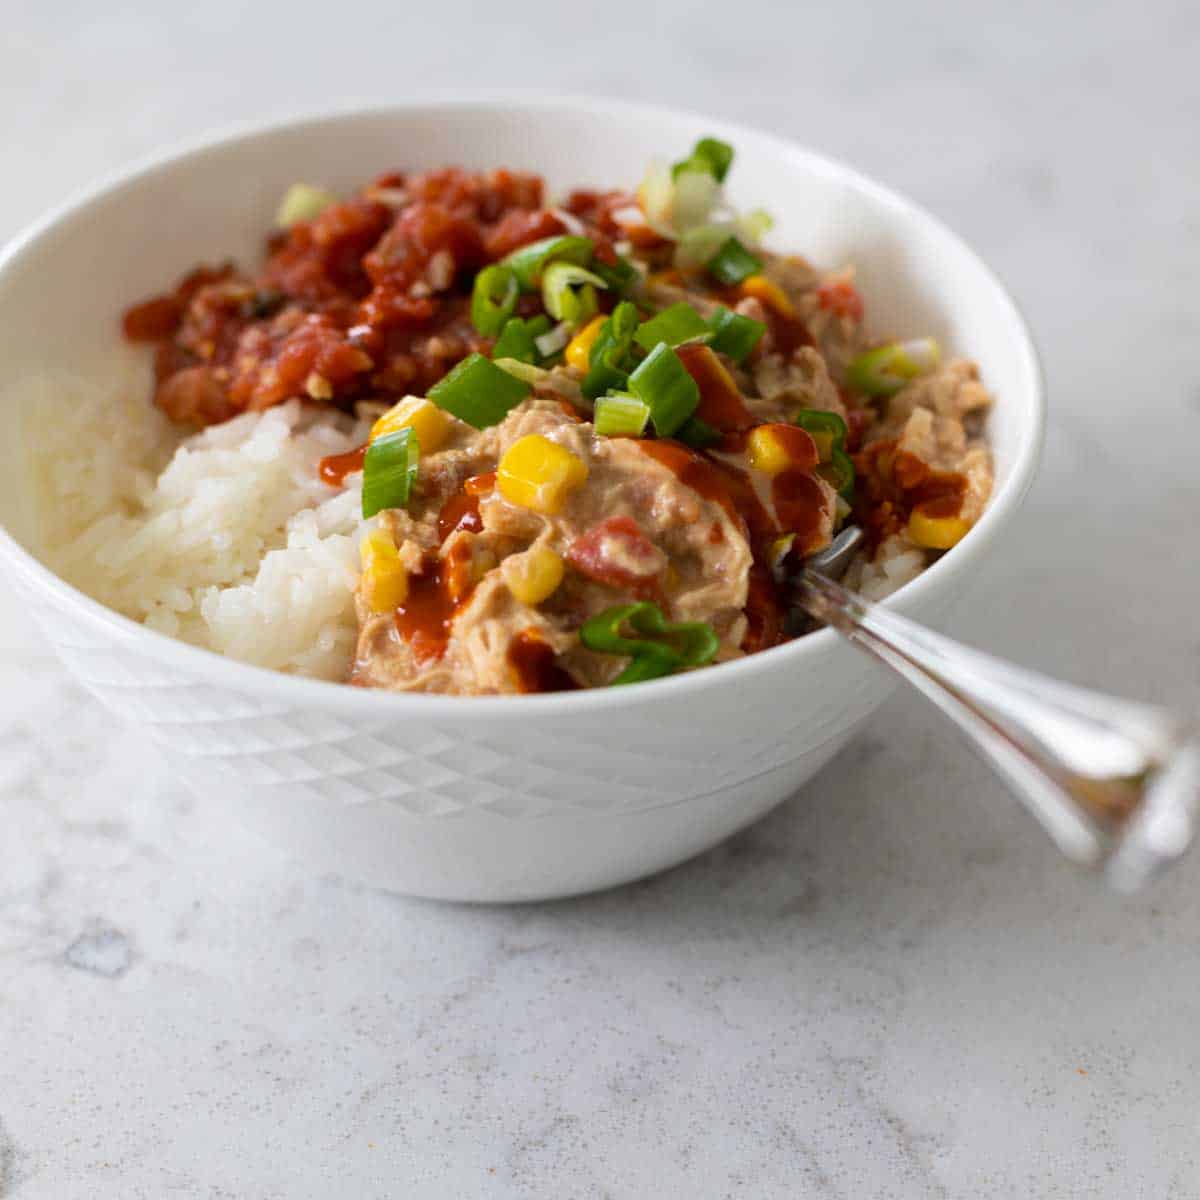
[502,235,594,290]
[792,409,848,460]
[737,208,774,245]
[534,320,572,358]
[627,343,700,438]
[470,264,519,336]
[637,161,675,235]
[494,357,548,386]
[275,183,337,229]
[427,352,531,429]
[671,137,734,183]
[591,255,640,295]
[674,222,735,269]
[706,237,764,286]
[492,315,552,364]
[707,305,766,362]
[594,395,651,437]
[542,261,607,325]
[580,601,719,685]
[845,338,941,397]
[607,645,682,685]
[361,428,419,519]
[582,301,640,400]
[670,169,720,231]
[634,302,712,352]
[816,447,856,498]
[675,416,722,449]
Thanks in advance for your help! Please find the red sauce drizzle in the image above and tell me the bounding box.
[464,470,497,496]
[742,564,787,654]
[507,630,579,693]
[676,343,755,431]
[318,443,367,487]
[764,306,814,357]
[772,469,828,554]
[438,492,482,541]
[853,439,969,547]
[393,543,476,664]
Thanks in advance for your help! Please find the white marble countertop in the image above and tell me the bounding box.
[2,3,1198,1195]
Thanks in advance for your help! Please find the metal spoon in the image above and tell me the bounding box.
[795,528,1200,891]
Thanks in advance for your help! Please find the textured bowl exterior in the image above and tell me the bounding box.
[7,550,925,900]
[0,98,1042,901]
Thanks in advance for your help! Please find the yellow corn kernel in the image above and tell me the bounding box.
[746,426,793,477]
[359,530,409,613]
[907,509,972,550]
[502,545,565,606]
[370,396,453,453]
[497,435,589,515]
[739,274,795,317]
[565,316,607,371]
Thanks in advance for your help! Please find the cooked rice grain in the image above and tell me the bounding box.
[29,367,368,681]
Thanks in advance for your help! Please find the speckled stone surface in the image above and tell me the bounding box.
[2,2,1199,1196]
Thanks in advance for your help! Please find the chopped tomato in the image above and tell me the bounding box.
[815,277,864,322]
[566,517,666,591]
[484,209,566,260]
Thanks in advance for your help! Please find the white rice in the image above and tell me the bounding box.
[843,534,927,602]
[29,365,369,681]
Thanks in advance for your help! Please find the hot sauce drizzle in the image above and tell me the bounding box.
[318,443,367,487]
[393,539,476,665]
[507,630,579,693]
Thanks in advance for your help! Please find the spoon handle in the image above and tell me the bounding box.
[799,572,1200,890]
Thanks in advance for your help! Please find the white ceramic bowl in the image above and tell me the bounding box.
[0,98,1042,901]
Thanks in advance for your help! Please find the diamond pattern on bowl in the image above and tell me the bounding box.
[20,572,892,820]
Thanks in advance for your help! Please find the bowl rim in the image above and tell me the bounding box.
[0,92,1045,719]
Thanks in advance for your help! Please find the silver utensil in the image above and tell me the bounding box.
[798,528,1199,891]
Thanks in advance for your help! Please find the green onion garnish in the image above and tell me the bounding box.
[792,409,848,460]
[427,352,531,429]
[706,237,764,286]
[492,315,553,364]
[594,395,651,438]
[706,305,766,362]
[494,357,548,386]
[671,169,720,231]
[275,183,337,229]
[361,428,419,519]
[580,601,719,685]
[470,265,519,336]
[542,261,607,325]
[817,447,856,499]
[634,302,712,352]
[627,343,700,438]
[675,223,736,269]
[502,235,594,290]
[676,416,722,449]
[671,137,735,183]
[844,338,941,397]
[737,208,774,244]
[591,255,640,295]
[582,301,640,400]
[534,321,572,358]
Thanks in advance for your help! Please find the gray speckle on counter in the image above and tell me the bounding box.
[1,1,1199,1197]
[63,926,134,979]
